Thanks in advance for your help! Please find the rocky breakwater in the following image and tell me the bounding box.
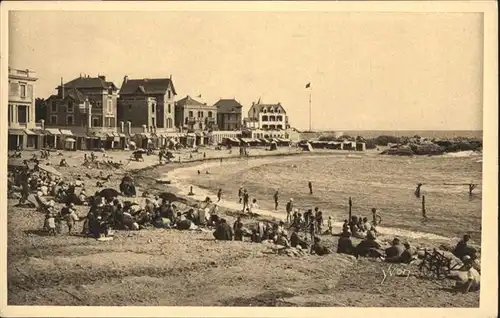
[380,136,482,156]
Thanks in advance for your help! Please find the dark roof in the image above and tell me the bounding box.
[214,99,243,113]
[176,95,207,107]
[64,87,87,102]
[61,76,117,90]
[119,78,176,95]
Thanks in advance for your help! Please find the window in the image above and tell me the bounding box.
[67,101,74,113]
[269,116,276,121]
[167,90,171,99]
[168,104,171,113]
[277,116,283,121]
[185,118,189,125]
[93,117,100,127]
[167,118,172,128]
[50,115,57,125]
[208,111,213,118]
[67,115,74,125]
[108,88,113,95]
[107,100,112,113]
[188,111,193,118]
[151,104,155,113]
[51,101,57,113]
[20,84,26,98]
[152,117,156,127]
[128,105,132,111]
[18,106,27,123]
[262,115,268,121]
[199,123,203,130]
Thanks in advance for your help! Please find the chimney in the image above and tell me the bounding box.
[61,77,65,99]
[98,75,106,80]
[123,75,128,84]
[40,119,45,130]
[126,121,131,135]
[119,121,124,133]
[142,124,147,133]
[169,74,172,80]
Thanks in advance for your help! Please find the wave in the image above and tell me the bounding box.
[442,150,481,158]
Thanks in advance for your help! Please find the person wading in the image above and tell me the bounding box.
[242,189,249,212]
[308,181,313,195]
[286,198,294,223]
[273,191,279,210]
[217,188,222,202]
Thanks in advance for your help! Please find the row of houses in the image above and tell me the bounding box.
[7,67,297,150]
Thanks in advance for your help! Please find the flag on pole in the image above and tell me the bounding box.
[305,83,311,88]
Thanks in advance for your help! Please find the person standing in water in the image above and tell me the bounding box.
[242,189,249,212]
[286,198,294,223]
[415,183,423,198]
[273,191,279,210]
[238,186,243,203]
[308,181,313,195]
[217,188,222,202]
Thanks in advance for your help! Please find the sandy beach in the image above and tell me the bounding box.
[7,147,480,307]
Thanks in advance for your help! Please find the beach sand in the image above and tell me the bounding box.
[6,147,480,307]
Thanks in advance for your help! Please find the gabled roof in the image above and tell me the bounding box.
[176,95,207,107]
[214,99,243,113]
[61,76,117,90]
[249,102,286,117]
[64,87,87,103]
[119,78,177,95]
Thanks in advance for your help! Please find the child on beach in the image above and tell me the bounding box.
[45,211,56,236]
[217,189,222,202]
[327,216,333,235]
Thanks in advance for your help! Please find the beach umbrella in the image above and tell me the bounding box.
[38,164,62,177]
[97,188,120,199]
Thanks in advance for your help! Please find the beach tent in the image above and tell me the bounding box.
[299,142,314,152]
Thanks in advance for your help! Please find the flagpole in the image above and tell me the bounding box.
[309,88,312,132]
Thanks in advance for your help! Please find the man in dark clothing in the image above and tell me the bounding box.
[242,190,249,212]
[355,231,382,258]
[385,238,405,263]
[337,230,355,255]
[217,188,222,202]
[213,219,233,241]
[308,181,313,195]
[273,191,279,210]
[238,187,243,204]
[453,234,477,260]
[310,237,330,256]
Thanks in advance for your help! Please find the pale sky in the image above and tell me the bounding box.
[9,11,483,131]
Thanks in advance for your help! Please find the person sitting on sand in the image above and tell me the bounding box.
[337,230,355,255]
[233,217,243,233]
[453,234,477,260]
[59,159,69,167]
[354,231,382,258]
[310,236,330,256]
[385,238,406,263]
[399,242,416,264]
[213,218,233,241]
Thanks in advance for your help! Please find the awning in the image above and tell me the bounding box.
[8,128,26,135]
[24,129,36,136]
[187,133,196,137]
[118,133,126,138]
[88,132,106,139]
[45,128,61,135]
[195,132,203,137]
[60,129,73,136]
[31,129,45,135]
[140,133,151,138]
[65,137,76,142]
